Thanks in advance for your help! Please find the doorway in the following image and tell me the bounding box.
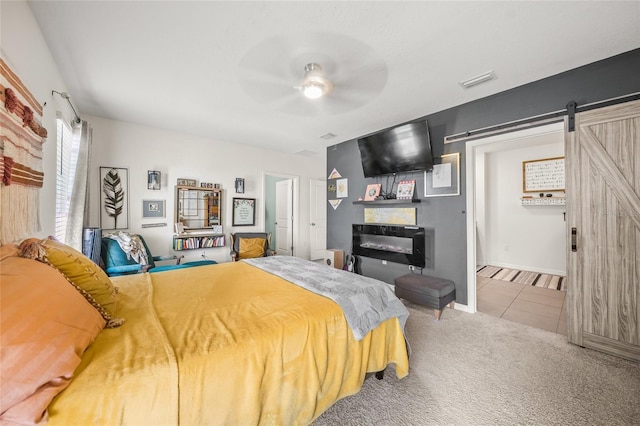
[309,179,327,260]
[466,121,567,333]
[263,172,299,257]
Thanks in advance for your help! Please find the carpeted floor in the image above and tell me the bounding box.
[477,265,566,291]
[312,303,640,425]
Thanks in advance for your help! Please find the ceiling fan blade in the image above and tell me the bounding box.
[331,62,388,95]
[238,34,300,82]
[239,65,291,86]
[240,79,296,104]
[237,31,389,115]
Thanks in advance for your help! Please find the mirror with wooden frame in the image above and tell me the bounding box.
[175,186,222,232]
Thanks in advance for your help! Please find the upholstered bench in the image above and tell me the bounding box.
[394,274,456,320]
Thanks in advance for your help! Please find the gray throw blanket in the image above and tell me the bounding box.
[243,256,409,341]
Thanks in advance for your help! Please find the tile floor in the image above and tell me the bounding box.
[476,275,567,335]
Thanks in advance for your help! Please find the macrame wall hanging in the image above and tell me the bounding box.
[0,57,48,244]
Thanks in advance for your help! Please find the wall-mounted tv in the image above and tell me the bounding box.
[357,120,433,178]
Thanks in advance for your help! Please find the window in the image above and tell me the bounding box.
[55,117,80,243]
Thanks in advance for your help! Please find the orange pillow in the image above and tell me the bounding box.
[0,256,106,424]
[0,244,18,260]
[18,237,124,328]
[239,238,266,259]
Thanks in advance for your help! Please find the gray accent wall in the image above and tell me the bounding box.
[326,48,640,305]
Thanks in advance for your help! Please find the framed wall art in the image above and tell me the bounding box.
[100,167,129,229]
[336,178,348,198]
[142,199,165,218]
[424,152,460,197]
[396,180,416,200]
[235,178,245,193]
[522,156,565,192]
[232,197,255,226]
[177,178,197,187]
[147,170,161,190]
[364,183,381,201]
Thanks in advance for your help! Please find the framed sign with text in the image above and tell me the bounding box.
[522,156,565,192]
[232,198,256,226]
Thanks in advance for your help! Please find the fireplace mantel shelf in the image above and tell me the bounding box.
[352,199,421,205]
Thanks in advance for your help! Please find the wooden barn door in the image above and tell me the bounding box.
[566,99,640,361]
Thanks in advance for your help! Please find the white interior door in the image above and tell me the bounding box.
[309,179,327,260]
[275,179,293,256]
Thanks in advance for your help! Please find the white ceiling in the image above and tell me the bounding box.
[28,1,640,156]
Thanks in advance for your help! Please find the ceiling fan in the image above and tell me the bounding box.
[299,63,333,100]
[237,32,388,116]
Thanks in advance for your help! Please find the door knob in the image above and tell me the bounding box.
[311,223,316,226]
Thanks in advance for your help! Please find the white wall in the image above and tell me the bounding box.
[482,134,566,275]
[86,115,325,263]
[1,0,75,240]
[1,2,325,256]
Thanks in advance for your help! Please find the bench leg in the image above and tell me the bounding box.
[434,301,454,320]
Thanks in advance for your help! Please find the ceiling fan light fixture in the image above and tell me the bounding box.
[301,63,332,99]
[302,81,325,99]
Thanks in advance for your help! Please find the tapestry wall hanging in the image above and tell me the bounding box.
[100,167,129,230]
[0,58,48,244]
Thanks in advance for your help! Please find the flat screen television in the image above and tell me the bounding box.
[357,120,433,178]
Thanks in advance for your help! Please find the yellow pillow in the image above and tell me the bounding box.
[239,238,266,259]
[18,237,124,328]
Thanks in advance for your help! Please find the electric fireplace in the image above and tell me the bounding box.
[352,224,425,268]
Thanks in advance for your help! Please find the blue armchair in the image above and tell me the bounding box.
[101,234,216,276]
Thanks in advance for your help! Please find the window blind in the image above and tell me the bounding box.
[55,117,79,242]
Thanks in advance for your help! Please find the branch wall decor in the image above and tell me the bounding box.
[100,167,129,229]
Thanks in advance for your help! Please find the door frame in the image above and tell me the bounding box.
[274,178,293,256]
[465,121,566,313]
[262,171,299,257]
[309,178,327,260]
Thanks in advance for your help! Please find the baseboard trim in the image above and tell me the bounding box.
[453,303,474,313]
[583,332,640,362]
[483,261,566,277]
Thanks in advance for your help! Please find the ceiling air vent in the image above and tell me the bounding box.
[320,132,337,140]
[459,71,495,89]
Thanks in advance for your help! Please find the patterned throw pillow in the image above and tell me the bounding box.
[18,237,124,328]
[239,238,266,259]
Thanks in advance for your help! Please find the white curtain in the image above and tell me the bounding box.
[65,120,92,250]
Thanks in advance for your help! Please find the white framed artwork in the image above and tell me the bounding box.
[424,152,460,197]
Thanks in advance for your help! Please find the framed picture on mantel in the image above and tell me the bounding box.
[364,183,381,201]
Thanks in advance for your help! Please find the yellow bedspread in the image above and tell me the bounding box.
[47,261,409,425]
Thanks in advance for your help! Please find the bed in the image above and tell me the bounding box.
[1,238,409,425]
